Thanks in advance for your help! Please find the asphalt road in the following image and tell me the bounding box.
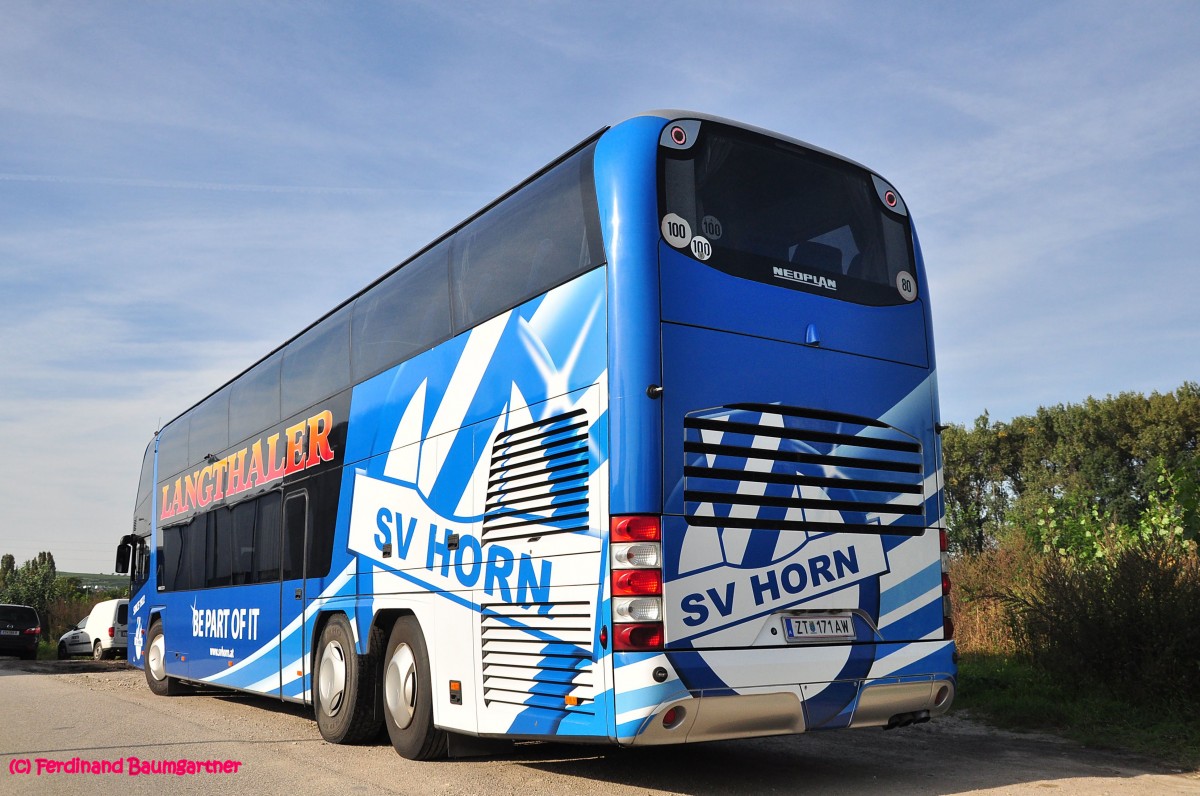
[1,657,1196,795]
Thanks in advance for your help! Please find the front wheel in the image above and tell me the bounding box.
[144,619,182,696]
[313,614,381,744]
[382,616,446,760]
[57,642,69,660]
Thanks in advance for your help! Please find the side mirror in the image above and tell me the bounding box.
[115,534,137,574]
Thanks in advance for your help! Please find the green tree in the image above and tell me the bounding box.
[0,552,59,639]
[0,553,14,591]
[942,412,1022,554]
[942,383,1200,555]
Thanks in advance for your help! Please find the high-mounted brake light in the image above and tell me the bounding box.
[611,515,664,651]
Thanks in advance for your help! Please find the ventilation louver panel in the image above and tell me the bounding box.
[684,403,926,535]
[484,409,590,544]
[480,601,596,713]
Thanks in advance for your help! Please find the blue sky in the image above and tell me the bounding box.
[2,1,1197,572]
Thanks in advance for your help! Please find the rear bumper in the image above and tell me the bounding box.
[626,676,955,745]
[617,639,956,745]
[0,637,39,655]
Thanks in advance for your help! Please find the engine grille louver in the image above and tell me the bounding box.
[480,601,596,713]
[483,409,591,544]
[683,403,926,535]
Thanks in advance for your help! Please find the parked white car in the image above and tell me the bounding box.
[57,599,128,660]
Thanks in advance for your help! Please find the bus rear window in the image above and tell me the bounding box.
[659,120,917,306]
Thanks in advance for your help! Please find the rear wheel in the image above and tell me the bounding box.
[144,619,182,696]
[313,614,381,744]
[382,616,446,760]
[93,640,106,660]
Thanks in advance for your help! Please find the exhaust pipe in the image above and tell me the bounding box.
[884,709,931,730]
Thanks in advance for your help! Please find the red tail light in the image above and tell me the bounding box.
[23,626,40,635]
[613,569,662,596]
[611,515,664,651]
[108,626,115,638]
[614,622,663,651]
[939,527,953,639]
[612,515,661,542]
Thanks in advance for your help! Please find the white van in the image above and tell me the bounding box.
[57,599,128,660]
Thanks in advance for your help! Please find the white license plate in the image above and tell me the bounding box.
[783,614,855,642]
[0,629,19,636]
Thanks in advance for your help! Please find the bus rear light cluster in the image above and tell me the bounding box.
[940,528,954,639]
[611,515,664,651]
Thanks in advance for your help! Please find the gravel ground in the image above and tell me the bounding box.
[2,657,1197,795]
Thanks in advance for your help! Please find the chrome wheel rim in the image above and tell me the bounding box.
[148,634,166,681]
[318,640,347,717]
[385,643,417,730]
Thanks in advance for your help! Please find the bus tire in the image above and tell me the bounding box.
[382,616,446,760]
[144,619,183,696]
[313,614,381,744]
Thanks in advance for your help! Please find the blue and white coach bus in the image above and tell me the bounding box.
[116,111,955,759]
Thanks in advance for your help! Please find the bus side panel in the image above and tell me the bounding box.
[338,267,614,739]
[593,114,665,517]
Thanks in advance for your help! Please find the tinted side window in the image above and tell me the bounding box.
[352,239,452,381]
[136,441,155,506]
[282,307,350,418]
[134,440,156,538]
[183,515,206,591]
[231,501,256,585]
[255,492,282,582]
[117,603,128,624]
[189,387,230,466]
[306,471,339,580]
[157,419,189,480]
[450,143,603,330]
[230,353,282,444]
[160,525,184,591]
[282,493,307,581]
[206,507,232,588]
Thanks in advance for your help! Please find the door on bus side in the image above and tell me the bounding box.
[279,489,311,701]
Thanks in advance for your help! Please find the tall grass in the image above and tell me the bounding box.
[948,540,1035,656]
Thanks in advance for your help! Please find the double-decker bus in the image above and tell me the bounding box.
[116,111,955,759]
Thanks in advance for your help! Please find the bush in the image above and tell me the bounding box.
[1006,536,1200,707]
